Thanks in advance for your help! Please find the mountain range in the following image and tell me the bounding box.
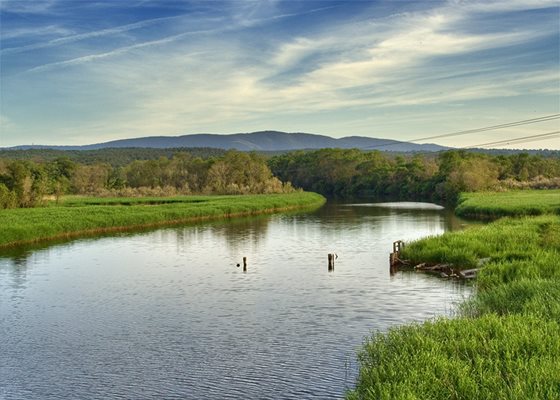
[5,131,448,152]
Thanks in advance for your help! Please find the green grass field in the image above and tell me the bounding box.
[0,192,325,248]
[347,190,560,399]
[456,189,560,219]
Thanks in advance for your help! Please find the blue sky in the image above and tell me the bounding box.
[1,0,559,149]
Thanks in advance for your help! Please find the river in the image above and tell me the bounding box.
[0,201,471,399]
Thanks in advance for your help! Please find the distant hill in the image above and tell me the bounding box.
[4,131,448,152]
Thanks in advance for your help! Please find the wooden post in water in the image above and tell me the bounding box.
[243,256,247,272]
[390,240,405,268]
[328,253,335,271]
[393,240,404,254]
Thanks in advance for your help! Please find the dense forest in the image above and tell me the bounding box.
[0,147,227,167]
[0,147,559,208]
[268,149,560,202]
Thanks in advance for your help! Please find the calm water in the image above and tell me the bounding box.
[0,202,471,399]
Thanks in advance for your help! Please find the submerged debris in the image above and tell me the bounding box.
[389,241,482,280]
[412,263,480,280]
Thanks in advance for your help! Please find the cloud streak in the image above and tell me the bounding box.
[23,29,222,74]
[0,0,59,15]
[1,14,193,55]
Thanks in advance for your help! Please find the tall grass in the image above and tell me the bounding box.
[0,192,325,247]
[347,190,560,399]
[456,189,560,219]
[348,314,560,400]
[401,215,560,270]
[462,279,560,320]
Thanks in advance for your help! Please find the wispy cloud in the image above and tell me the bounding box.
[23,29,220,74]
[259,5,554,110]
[453,0,559,13]
[0,25,74,40]
[0,0,59,15]
[16,2,334,74]
[1,14,191,55]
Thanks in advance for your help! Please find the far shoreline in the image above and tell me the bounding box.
[0,192,326,249]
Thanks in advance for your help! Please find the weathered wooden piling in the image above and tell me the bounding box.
[243,256,247,271]
[390,262,399,276]
[328,253,335,271]
[390,240,405,268]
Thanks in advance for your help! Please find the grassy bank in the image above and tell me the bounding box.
[0,192,325,248]
[400,214,559,270]
[456,189,560,219]
[347,190,560,399]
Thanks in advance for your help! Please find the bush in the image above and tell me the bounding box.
[0,183,17,209]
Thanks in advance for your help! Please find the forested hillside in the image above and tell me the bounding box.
[5,130,447,152]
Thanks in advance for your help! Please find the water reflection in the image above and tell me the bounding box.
[357,202,445,210]
[0,202,471,400]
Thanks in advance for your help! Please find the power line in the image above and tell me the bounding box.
[465,130,560,148]
[364,113,560,149]
[411,114,560,142]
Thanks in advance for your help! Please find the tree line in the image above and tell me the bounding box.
[268,149,560,203]
[0,151,293,208]
[0,147,227,167]
[1,147,558,208]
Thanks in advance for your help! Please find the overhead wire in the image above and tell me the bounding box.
[410,114,559,142]
[364,113,560,150]
[465,130,560,148]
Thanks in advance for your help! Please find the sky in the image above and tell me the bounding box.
[0,0,559,149]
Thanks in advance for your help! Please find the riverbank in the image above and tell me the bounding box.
[347,190,560,399]
[0,192,326,248]
[456,189,560,220]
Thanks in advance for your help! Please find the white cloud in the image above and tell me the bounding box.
[273,38,319,67]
